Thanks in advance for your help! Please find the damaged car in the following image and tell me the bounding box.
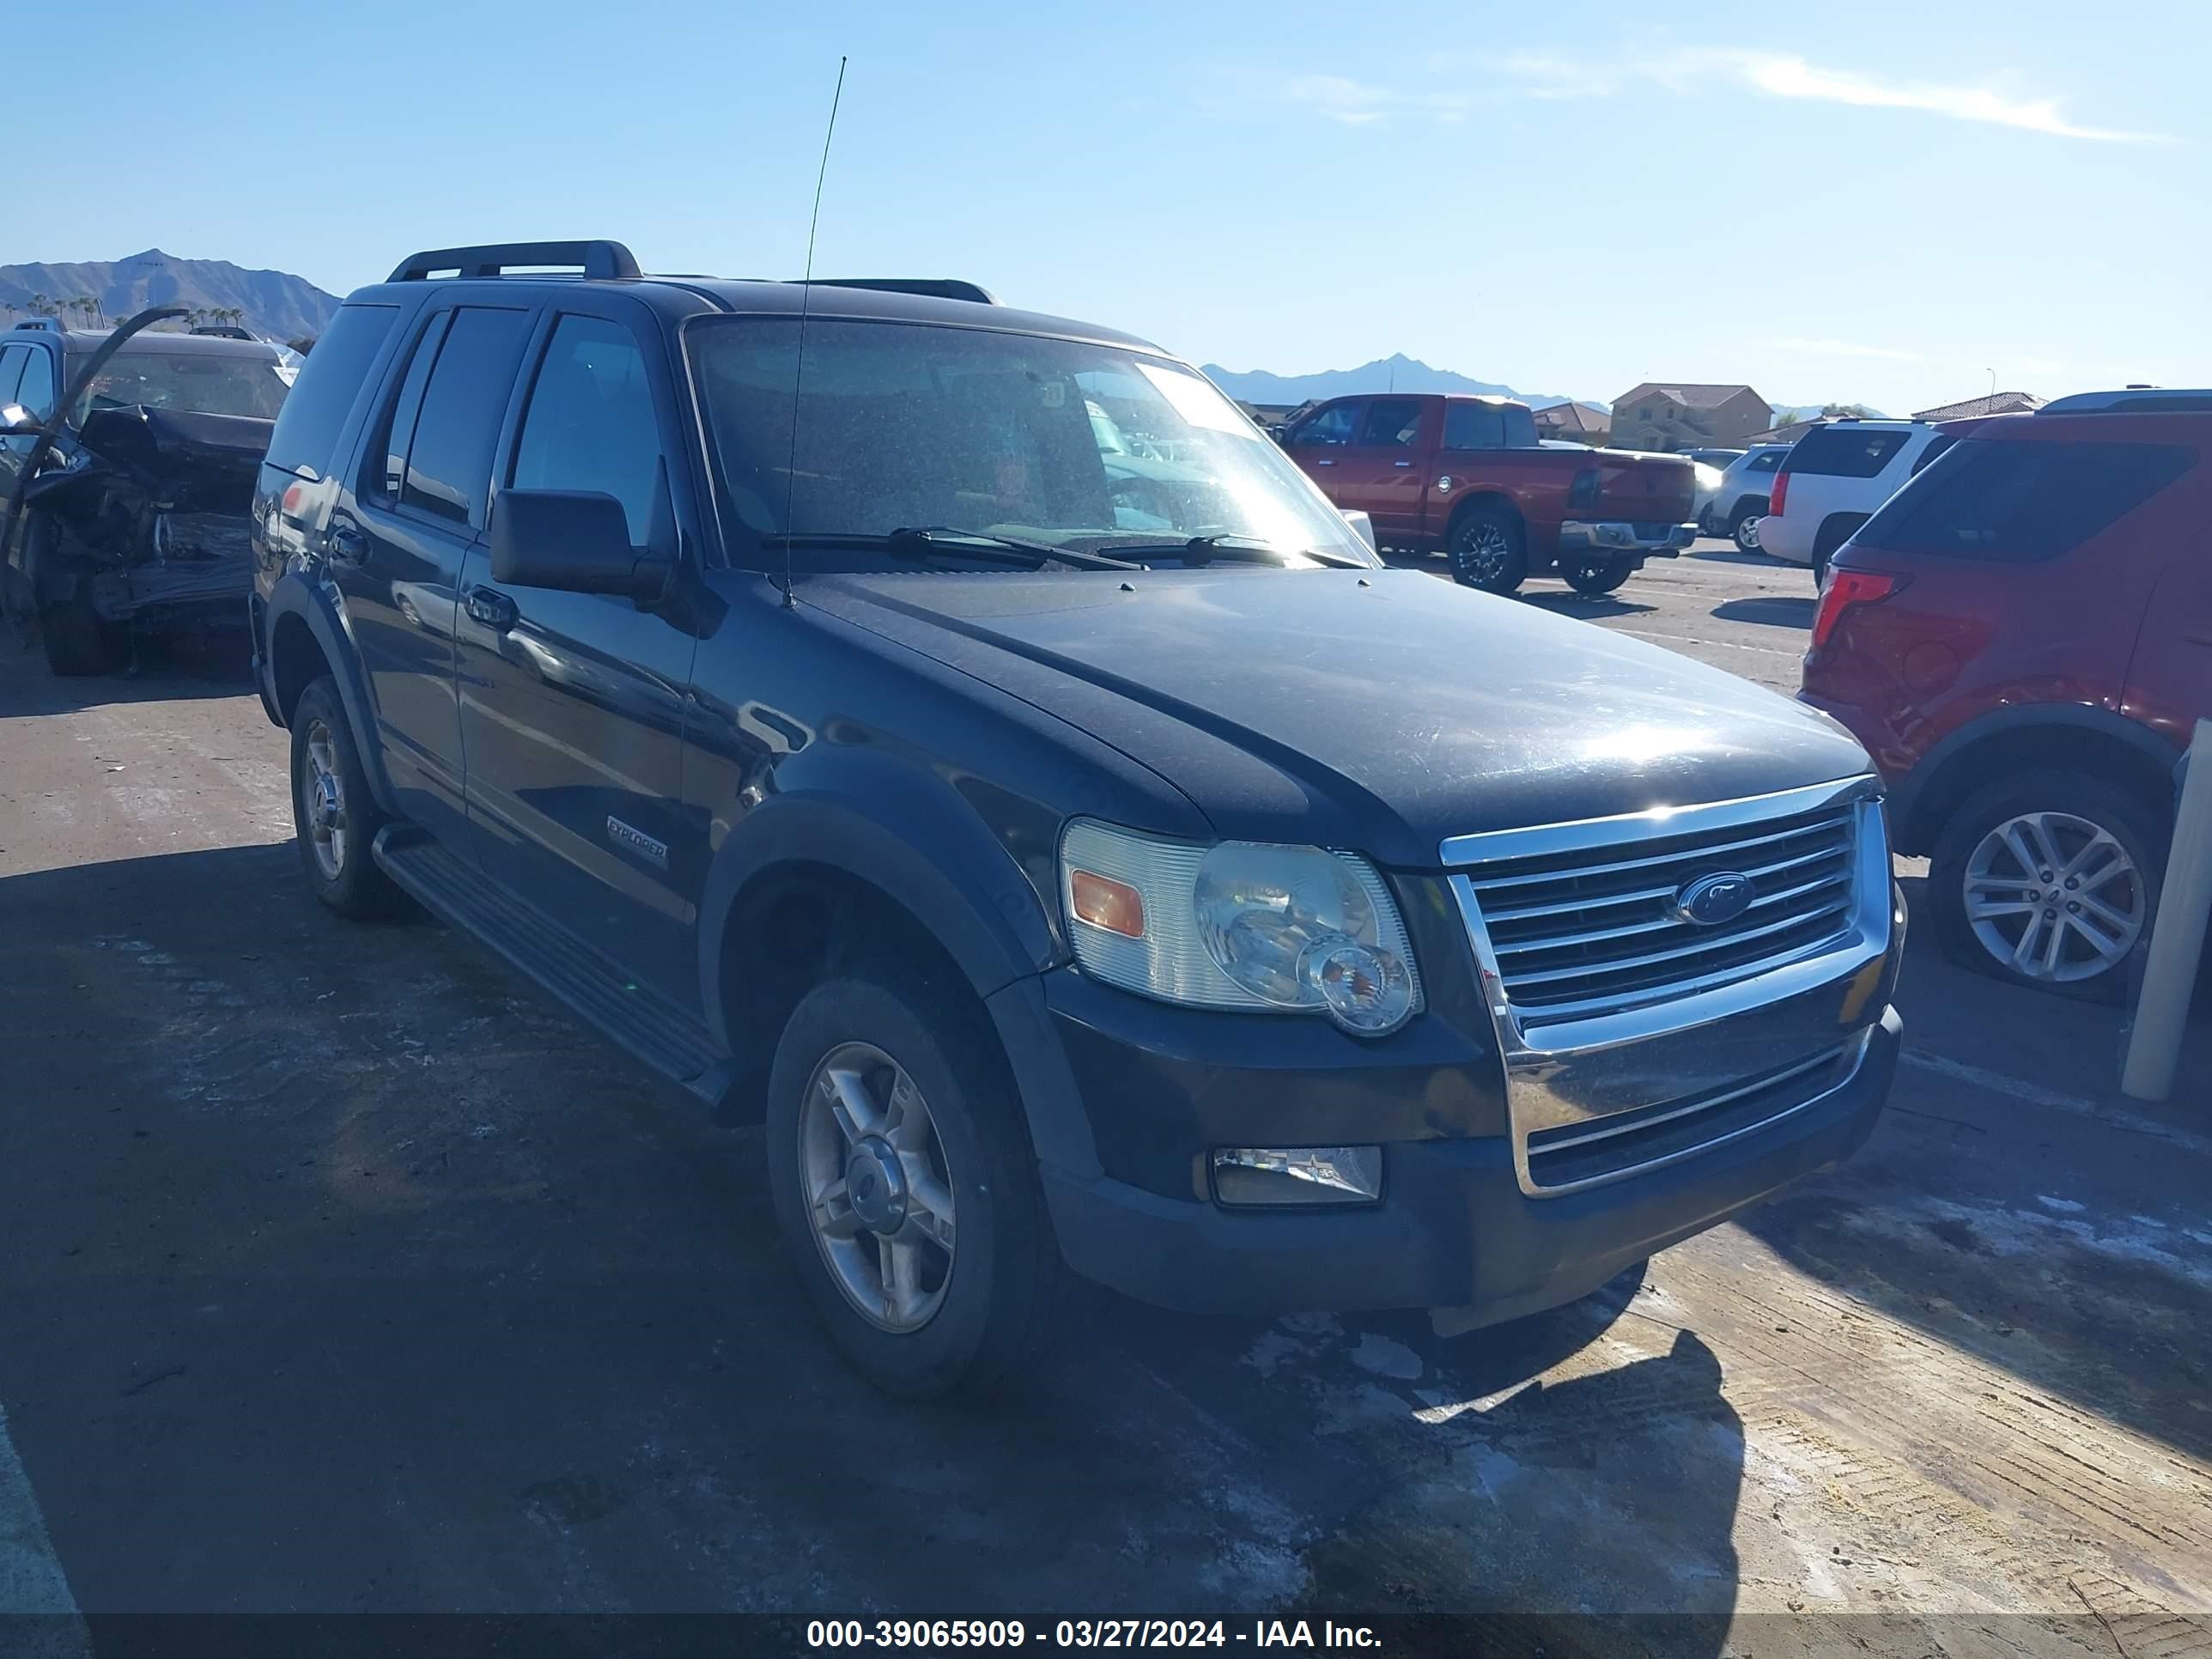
[1,308,292,675]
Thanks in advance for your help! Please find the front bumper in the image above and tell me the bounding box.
[1045,1006,1897,1320]
[1557,520,1696,557]
[86,554,253,629]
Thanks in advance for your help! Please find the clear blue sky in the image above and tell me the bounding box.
[19,0,2207,412]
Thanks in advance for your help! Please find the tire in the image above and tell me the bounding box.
[1810,516,1864,583]
[767,972,1070,1399]
[1729,501,1768,554]
[37,585,116,677]
[1561,557,1632,597]
[289,677,404,919]
[1446,507,1528,595]
[1929,771,2166,1003]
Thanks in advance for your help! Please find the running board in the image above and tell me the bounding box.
[372,828,732,1109]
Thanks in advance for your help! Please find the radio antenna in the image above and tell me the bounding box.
[781,54,848,611]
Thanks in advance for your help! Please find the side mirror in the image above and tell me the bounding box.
[489,489,670,601]
[0,404,38,436]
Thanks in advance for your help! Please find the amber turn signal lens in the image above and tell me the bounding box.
[1070,869,1146,938]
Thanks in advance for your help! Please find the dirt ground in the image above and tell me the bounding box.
[2,546,2208,1655]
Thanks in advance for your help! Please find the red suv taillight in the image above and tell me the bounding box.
[1769,468,1791,518]
[1810,569,1906,650]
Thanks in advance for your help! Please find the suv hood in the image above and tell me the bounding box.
[806,568,1872,866]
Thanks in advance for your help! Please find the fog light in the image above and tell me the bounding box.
[1212,1146,1382,1206]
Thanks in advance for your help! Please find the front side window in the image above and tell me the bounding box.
[1858,438,2196,562]
[1359,399,1422,447]
[511,315,665,548]
[398,307,532,526]
[12,347,55,420]
[1291,404,1358,447]
[689,318,1373,570]
[0,345,27,411]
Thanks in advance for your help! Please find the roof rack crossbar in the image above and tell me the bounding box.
[798,277,997,305]
[387,240,641,283]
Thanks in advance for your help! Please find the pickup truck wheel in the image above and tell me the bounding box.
[1729,505,1766,553]
[289,677,404,919]
[1448,509,1527,595]
[768,973,1069,1399]
[1929,772,2165,1003]
[1562,558,1632,597]
[37,586,117,677]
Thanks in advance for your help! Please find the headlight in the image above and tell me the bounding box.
[1059,821,1421,1036]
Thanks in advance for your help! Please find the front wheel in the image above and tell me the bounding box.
[1447,508,1528,595]
[767,974,1069,1398]
[1929,772,2166,1002]
[1562,558,1632,597]
[38,585,117,677]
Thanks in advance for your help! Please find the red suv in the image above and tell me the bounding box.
[1801,390,2209,1000]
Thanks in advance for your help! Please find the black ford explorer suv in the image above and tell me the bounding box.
[251,240,1903,1396]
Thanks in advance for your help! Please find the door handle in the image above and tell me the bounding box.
[327,523,368,566]
[1315,458,1334,466]
[1393,459,1413,468]
[466,586,519,630]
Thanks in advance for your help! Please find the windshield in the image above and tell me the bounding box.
[66,343,292,423]
[689,317,1376,570]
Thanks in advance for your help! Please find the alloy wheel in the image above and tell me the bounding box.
[1455,524,1510,586]
[302,720,349,881]
[799,1041,957,1333]
[1962,810,2144,983]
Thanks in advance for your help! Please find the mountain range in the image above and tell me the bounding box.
[0,250,340,342]
[1200,354,1595,411]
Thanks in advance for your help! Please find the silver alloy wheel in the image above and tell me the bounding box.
[1963,810,2145,983]
[1455,523,1510,585]
[1735,514,1761,550]
[302,720,348,881]
[799,1040,957,1333]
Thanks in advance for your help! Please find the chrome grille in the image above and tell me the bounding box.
[1459,797,1858,1020]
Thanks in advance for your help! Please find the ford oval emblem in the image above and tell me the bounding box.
[1674,872,1755,927]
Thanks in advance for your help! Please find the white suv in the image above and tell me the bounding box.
[1759,420,1953,578]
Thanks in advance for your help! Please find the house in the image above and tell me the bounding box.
[1911,392,2044,422]
[1534,400,1612,444]
[1611,383,1772,453]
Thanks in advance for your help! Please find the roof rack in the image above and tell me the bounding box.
[190,325,256,340]
[387,240,641,283]
[9,316,68,335]
[799,277,997,305]
[2039,388,2212,415]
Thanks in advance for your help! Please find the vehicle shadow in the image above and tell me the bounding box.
[1684,546,1775,568]
[0,842,1744,1621]
[0,627,255,712]
[1520,587,1660,620]
[1711,596,1814,629]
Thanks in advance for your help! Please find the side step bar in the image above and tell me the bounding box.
[372,828,732,1109]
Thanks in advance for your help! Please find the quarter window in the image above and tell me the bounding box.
[1859,438,2196,562]
[264,301,400,481]
[511,316,666,548]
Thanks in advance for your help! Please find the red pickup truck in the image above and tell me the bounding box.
[1276,393,1697,595]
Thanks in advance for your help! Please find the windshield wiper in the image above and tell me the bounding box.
[759,526,1146,573]
[1082,533,1369,569]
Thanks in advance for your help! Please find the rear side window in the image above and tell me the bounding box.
[263,302,400,479]
[399,307,532,526]
[1785,426,1911,477]
[1910,434,1956,475]
[1747,451,1784,473]
[1500,405,1537,447]
[1444,402,1504,449]
[1359,399,1422,446]
[1858,438,2196,562]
